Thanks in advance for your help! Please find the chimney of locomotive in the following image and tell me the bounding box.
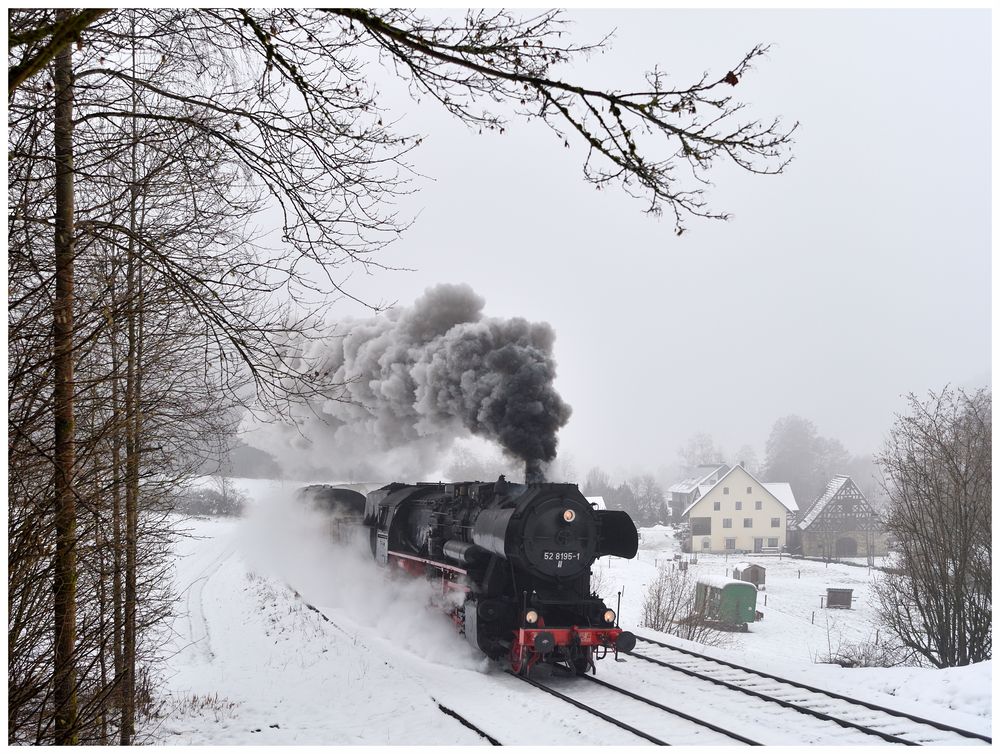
[525,459,544,484]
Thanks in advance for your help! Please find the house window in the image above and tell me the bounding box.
[747,486,752,494]
[723,518,732,529]
[771,517,781,528]
[767,537,778,548]
[725,538,736,550]
[701,538,711,550]
[755,501,762,510]
[723,487,729,495]
[713,501,721,511]
[735,501,742,510]
[743,518,753,528]
[691,517,712,535]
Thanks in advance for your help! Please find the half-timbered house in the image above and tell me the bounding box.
[794,475,888,559]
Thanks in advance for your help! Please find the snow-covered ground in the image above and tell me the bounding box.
[148,478,991,745]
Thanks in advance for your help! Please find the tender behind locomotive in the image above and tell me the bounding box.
[296,484,368,544]
[364,475,638,675]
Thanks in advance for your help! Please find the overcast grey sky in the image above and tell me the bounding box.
[255,9,991,480]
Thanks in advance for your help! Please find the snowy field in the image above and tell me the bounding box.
[147,477,991,745]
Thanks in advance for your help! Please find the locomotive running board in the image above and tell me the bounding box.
[388,549,469,575]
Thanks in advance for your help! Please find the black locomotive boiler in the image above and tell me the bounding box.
[362,475,639,676]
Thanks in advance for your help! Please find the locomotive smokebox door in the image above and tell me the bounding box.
[596,510,640,558]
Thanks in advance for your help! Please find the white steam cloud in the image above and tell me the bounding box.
[238,490,491,672]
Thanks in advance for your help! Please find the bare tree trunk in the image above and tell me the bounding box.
[52,15,78,745]
[120,128,139,751]
[109,281,125,732]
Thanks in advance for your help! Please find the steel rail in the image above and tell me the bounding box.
[433,700,502,745]
[628,647,918,745]
[287,584,504,745]
[579,674,760,745]
[506,670,670,745]
[633,635,991,744]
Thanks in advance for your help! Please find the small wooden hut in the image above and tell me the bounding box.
[825,588,854,609]
[732,562,766,591]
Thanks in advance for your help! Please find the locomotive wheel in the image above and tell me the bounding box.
[509,644,528,676]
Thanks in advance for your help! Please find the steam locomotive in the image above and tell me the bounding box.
[303,475,639,676]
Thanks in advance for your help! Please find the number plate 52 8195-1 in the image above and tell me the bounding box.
[543,552,581,561]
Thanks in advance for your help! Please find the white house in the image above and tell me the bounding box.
[683,465,798,554]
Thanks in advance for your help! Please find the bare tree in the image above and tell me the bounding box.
[873,387,991,668]
[8,9,109,95]
[629,474,667,526]
[51,14,78,743]
[13,8,795,236]
[678,432,725,470]
[762,415,850,505]
[641,567,727,646]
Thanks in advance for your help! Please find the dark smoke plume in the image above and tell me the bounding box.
[249,284,571,480]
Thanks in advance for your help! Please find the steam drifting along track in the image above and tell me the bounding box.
[629,635,991,746]
[284,584,505,745]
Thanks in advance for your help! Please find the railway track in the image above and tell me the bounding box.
[507,669,760,745]
[285,584,504,745]
[282,577,987,746]
[628,634,991,746]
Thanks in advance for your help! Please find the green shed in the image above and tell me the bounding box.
[694,576,759,628]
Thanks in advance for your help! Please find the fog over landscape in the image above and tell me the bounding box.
[9,9,991,746]
[242,8,990,481]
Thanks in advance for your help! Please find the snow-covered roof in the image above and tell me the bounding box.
[668,464,728,495]
[682,465,798,516]
[762,482,798,513]
[697,574,747,589]
[733,562,764,572]
[585,496,606,510]
[667,478,701,494]
[798,475,852,529]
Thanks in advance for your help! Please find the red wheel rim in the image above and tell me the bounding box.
[510,644,526,675]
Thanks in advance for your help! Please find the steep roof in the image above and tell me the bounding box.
[762,483,798,513]
[668,464,728,495]
[667,478,702,495]
[798,475,861,529]
[682,465,798,517]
